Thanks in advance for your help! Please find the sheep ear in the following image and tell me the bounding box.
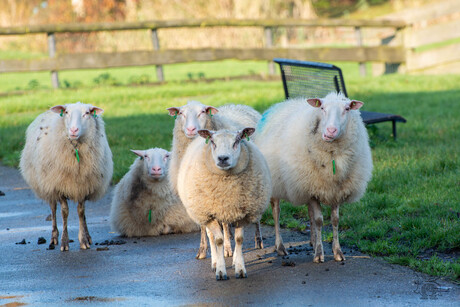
[238,127,255,140]
[90,106,104,116]
[50,105,66,114]
[198,129,214,140]
[167,107,180,116]
[349,100,363,110]
[130,150,145,158]
[205,106,219,115]
[307,98,322,108]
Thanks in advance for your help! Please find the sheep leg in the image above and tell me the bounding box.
[196,225,208,259]
[308,203,316,248]
[77,201,92,250]
[310,199,324,263]
[205,227,217,271]
[233,226,247,278]
[49,200,59,248]
[271,198,287,256]
[223,223,233,258]
[207,220,228,281]
[254,221,264,249]
[331,205,345,261]
[60,199,70,252]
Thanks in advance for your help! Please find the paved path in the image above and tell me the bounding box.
[0,164,458,306]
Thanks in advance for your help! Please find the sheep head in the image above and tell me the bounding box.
[307,92,363,142]
[131,148,170,180]
[50,102,103,141]
[167,100,218,138]
[198,128,255,171]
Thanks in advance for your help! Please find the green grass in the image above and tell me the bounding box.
[0,60,459,281]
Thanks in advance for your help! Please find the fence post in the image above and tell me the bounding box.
[354,26,366,77]
[150,28,164,82]
[47,33,59,88]
[264,27,275,75]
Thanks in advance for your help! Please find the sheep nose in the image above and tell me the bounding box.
[326,127,337,135]
[151,167,162,174]
[70,127,79,134]
[186,127,197,134]
[218,156,229,163]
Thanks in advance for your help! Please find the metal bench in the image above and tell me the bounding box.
[273,58,407,140]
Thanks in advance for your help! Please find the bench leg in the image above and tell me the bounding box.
[392,120,397,140]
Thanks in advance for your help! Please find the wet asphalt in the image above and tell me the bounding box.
[0,163,458,306]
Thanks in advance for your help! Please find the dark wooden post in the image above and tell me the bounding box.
[150,28,164,82]
[47,33,59,88]
[264,27,275,75]
[354,26,366,76]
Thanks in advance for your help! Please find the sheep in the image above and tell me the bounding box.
[254,92,373,262]
[177,127,272,280]
[166,101,264,259]
[109,148,199,237]
[19,102,113,251]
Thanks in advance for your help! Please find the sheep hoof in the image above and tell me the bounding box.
[236,270,248,279]
[313,255,324,263]
[195,247,208,259]
[255,237,264,249]
[276,244,288,256]
[60,244,69,252]
[334,251,346,262]
[224,247,233,258]
[48,243,55,250]
[216,272,228,281]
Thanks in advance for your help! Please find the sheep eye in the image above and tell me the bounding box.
[345,107,350,111]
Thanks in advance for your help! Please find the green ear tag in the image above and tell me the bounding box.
[75,149,80,163]
[316,101,319,107]
[93,110,97,118]
[245,133,250,141]
[205,136,209,144]
[148,210,152,223]
[174,111,177,120]
[209,109,213,117]
[332,159,336,175]
[60,109,63,117]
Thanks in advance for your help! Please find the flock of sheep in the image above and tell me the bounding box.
[19,91,373,280]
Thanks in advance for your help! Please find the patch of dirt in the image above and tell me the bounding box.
[95,239,126,246]
[37,237,46,244]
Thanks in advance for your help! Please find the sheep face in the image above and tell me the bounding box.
[131,148,170,180]
[167,101,218,138]
[307,92,363,142]
[50,102,103,140]
[198,128,255,171]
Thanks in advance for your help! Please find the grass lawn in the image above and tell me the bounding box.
[1,60,459,282]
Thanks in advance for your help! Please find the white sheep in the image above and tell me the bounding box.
[20,102,113,251]
[109,148,199,237]
[177,128,272,280]
[255,92,373,262]
[166,101,264,259]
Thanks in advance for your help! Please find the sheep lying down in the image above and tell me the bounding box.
[110,148,199,237]
[178,128,272,280]
[20,102,113,251]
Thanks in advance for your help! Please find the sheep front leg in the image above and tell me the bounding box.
[60,199,70,252]
[77,201,92,249]
[308,202,316,248]
[331,205,345,261]
[205,227,217,271]
[254,221,264,249]
[196,226,208,259]
[233,226,247,278]
[207,220,227,280]
[223,223,233,257]
[49,201,59,248]
[271,198,287,256]
[310,198,324,263]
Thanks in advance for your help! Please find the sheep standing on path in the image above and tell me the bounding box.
[177,128,271,280]
[167,101,263,259]
[20,102,113,251]
[255,92,373,262]
[110,148,199,237]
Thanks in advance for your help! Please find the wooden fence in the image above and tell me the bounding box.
[0,18,408,88]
